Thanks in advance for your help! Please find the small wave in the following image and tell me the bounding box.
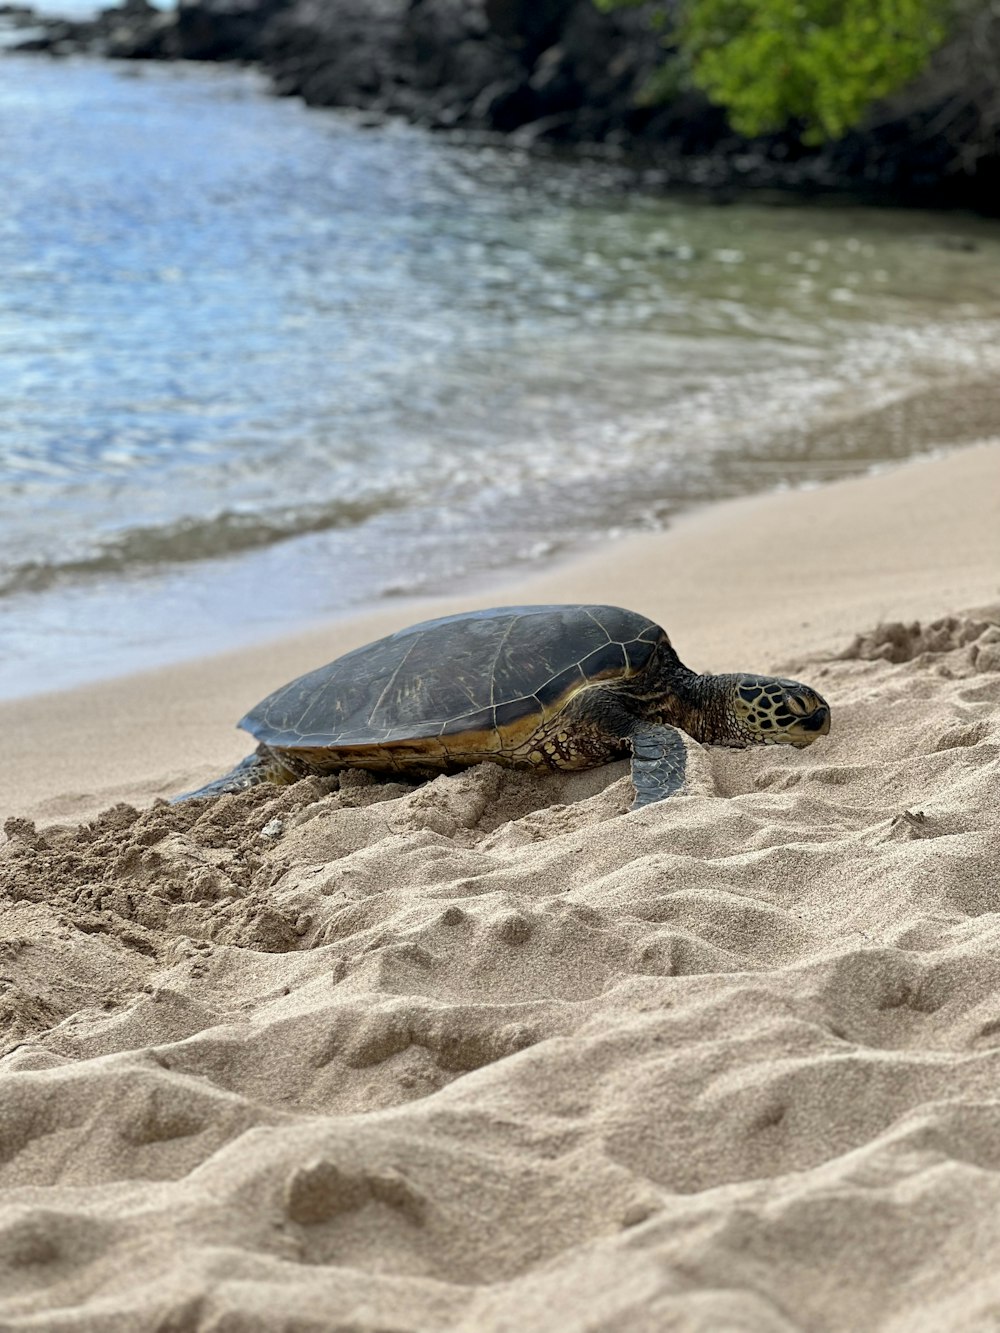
[0,496,403,598]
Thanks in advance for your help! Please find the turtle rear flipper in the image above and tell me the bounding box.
[171,747,296,804]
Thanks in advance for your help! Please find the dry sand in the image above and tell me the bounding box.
[1,441,999,1330]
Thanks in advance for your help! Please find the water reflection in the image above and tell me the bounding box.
[2,55,999,695]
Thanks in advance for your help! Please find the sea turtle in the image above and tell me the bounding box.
[176,604,830,809]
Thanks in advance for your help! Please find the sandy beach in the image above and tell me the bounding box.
[2,439,999,1329]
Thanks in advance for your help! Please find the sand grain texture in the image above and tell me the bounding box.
[2,443,1000,1330]
[2,611,1000,1330]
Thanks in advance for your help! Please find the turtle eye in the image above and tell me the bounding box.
[785,693,811,717]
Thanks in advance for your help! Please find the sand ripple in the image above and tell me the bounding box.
[1,614,998,1329]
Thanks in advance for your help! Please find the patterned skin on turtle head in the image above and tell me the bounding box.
[722,674,831,749]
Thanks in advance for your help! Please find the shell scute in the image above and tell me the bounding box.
[239,604,663,753]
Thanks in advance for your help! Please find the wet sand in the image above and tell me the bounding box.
[1,440,999,1329]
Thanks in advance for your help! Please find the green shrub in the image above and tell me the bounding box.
[595,0,957,142]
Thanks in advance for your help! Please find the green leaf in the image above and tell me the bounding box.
[597,0,957,143]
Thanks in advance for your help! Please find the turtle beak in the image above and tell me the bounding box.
[785,699,831,747]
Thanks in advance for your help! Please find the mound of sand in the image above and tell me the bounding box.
[1,610,998,1330]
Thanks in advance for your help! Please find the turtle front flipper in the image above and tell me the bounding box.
[629,724,689,809]
[171,746,296,803]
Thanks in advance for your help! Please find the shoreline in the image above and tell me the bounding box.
[7,1,1000,215]
[7,437,998,826]
[6,48,1000,708]
[3,437,1000,1329]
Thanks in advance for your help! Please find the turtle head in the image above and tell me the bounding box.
[715,673,831,749]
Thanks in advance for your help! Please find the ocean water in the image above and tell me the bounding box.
[3,54,1000,699]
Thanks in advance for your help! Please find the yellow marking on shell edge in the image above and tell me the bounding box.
[279,727,513,775]
[277,678,628,776]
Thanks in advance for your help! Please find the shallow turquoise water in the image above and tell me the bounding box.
[3,55,1000,697]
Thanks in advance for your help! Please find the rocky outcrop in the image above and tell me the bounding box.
[8,0,1000,213]
[5,0,178,58]
[175,0,291,61]
[251,0,655,138]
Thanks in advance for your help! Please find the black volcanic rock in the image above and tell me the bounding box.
[257,0,525,125]
[7,0,1000,213]
[104,0,176,58]
[6,0,177,56]
[175,0,291,61]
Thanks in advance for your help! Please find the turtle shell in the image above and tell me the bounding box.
[240,604,664,765]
